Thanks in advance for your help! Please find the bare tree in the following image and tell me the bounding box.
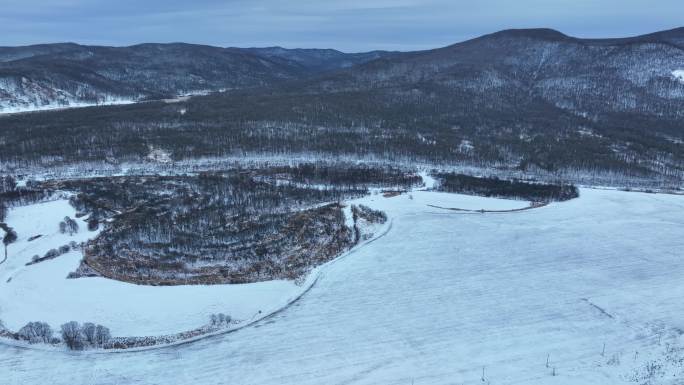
[94,325,111,347]
[17,322,53,344]
[59,217,79,236]
[2,225,17,262]
[77,322,111,348]
[61,321,84,350]
[82,322,97,346]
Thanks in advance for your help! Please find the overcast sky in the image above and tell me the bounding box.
[1,0,681,51]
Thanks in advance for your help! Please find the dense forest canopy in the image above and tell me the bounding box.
[0,29,683,188]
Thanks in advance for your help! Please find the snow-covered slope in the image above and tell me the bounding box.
[2,188,684,384]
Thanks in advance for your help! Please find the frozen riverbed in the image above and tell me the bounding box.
[2,189,684,384]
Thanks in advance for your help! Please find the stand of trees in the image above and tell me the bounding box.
[51,168,401,285]
[61,321,111,350]
[0,177,56,222]
[59,216,79,235]
[4,320,111,350]
[0,78,682,188]
[435,173,579,202]
[257,163,422,190]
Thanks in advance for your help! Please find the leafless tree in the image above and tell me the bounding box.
[18,322,53,344]
[61,321,84,350]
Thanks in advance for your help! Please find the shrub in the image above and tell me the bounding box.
[435,173,579,202]
[44,249,59,259]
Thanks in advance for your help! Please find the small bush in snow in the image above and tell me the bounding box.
[44,248,59,259]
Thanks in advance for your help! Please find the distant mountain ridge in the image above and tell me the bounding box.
[3,28,684,113]
[295,27,684,118]
[1,27,683,185]
[236,47,395,73]
[0,43,394,113]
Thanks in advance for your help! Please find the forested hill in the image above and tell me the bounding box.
[0,28,683,187]
[296,27,684,117]
[0,43,394,113]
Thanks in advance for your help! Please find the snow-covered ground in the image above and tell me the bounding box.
[0,98,136,115]
[0,200,318,337]
[2,188,684,384]
[0,190,522,339]
[412,190,530,211]
[673,69,684,83]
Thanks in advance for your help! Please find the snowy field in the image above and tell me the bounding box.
[0,200,319,337]
[2,188,684,384]
[0,190,524,339]
[0,98,136,115]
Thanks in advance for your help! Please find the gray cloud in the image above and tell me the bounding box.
[0,0,681,51]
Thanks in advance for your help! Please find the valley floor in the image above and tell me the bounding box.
[2,188,684,384]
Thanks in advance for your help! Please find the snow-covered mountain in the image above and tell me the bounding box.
[237,47,395,73]
[304,27,684,118]
[0,43,393,113]
[1,28,683,183]
[4,28,684,115]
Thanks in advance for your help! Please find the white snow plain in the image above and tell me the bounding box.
[0,191,524,338]
[0,200,318,337]
[2,188,684,385]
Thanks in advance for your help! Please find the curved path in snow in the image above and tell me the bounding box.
[3,189,684,385]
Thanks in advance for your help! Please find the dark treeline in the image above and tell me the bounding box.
[435,173,579,202]
[0,176,56,221]
[0,82,682,186]
[256,163,422,189]
[3,29,684,187]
